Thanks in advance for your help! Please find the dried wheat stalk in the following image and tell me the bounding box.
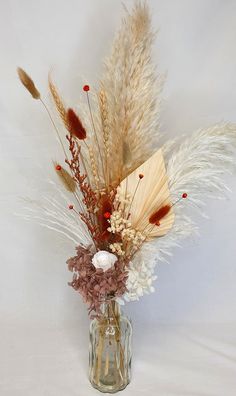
[48,76,69,130]
[99,88,110,187]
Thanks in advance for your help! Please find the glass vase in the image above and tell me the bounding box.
[89,300,132,393]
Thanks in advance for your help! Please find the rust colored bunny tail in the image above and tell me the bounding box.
[149,204,171,225]
[67,108,87,140]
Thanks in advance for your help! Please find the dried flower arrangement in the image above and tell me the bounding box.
[18,3,236,318]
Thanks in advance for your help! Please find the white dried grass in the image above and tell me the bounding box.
[126,123,236,301]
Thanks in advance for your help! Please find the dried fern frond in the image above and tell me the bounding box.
[48,76,69,130]
[53,161,77,193]
[17,67,40,99]
[101,2,164,183]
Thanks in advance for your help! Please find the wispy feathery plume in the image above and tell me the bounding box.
[125,122,236,301]
[101,2,164,183]
[20,189,92,247]
[166,123,236,207]
[17,67,40,99]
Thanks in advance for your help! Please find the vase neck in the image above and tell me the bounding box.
[100,300,120,319]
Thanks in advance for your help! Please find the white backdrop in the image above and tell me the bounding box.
[1,0,236,395]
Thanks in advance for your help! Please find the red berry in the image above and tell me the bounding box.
[56,164,61,171]
[139,173,144,179]
[68,204,74,210]
[83,85,90,92]
[182,193,188,199]
[104,212,111,219]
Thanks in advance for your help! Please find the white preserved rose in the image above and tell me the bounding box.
[92,250,118,272]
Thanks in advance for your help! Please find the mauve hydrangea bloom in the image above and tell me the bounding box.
[67,246,129,315]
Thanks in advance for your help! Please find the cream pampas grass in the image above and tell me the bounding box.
[101,2,164,185]
[167,123,236,205]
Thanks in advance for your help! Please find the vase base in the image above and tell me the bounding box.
[89,379,130,393]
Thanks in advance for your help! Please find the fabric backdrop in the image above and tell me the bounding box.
[0,0,236,394]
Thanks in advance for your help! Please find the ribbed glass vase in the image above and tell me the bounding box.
[89,300,132,393]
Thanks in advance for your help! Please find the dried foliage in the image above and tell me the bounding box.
[65,135,95,209]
